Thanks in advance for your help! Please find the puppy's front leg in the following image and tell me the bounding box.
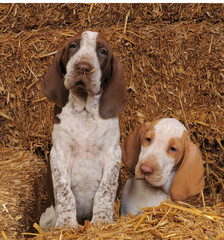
[50,145,77,228]
[91,146,121,225]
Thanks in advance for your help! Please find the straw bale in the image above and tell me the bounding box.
[0,148,46,239]
[0,3,223,150]
[24,199,223,239]
[0,3,223,239]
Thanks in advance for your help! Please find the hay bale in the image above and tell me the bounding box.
[0,3,223,239]
[0,3,223,151]
[0,148,46,239]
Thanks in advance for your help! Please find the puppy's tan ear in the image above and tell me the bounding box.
[121,123,148,174]
[99,57,127,119]
[41,48,69,108]
[170,133,205,201]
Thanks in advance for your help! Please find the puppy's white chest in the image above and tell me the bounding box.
[55,106,117,174]
[52,103,120,220]
[57,96,113,141]
[121,177,169,216]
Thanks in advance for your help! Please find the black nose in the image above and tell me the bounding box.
[76,62,92,73]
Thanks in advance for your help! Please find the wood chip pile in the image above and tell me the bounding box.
[0,3,223,239]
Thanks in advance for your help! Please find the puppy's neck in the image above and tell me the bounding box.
[69,91,102,116]
[161,170,176,194]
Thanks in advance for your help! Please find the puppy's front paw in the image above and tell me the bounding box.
[55,211,78,229]
[91,215,114,226]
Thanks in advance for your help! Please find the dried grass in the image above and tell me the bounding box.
[0,148,46,239]
[22,199,224,239]
[0,3,223,239]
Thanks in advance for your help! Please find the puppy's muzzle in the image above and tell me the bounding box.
[140,164,154,176]
[76,62,93,75]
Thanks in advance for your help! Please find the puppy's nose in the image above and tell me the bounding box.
[76,62,92,73]
[140,164,153,176]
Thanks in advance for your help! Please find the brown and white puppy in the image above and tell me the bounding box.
[39,31,127,228]
[120,118,204,216]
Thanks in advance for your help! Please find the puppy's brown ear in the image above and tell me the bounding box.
[121,123,149,174]
[99,57,127,119]
[170,133,205,201]
[41,48,69,108]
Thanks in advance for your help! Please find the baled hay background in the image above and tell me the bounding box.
[0,3,223,239]
[0,149,46,239]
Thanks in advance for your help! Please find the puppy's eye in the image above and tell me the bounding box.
[170,146,177,152]
[99,48,107,56]
[145,138,151,143]
[70,43,78,49]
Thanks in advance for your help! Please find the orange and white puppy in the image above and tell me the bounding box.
[120,118,205,216]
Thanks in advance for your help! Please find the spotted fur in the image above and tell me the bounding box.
[40,31,126,228]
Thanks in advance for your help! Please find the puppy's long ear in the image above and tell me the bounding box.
[121,123,148,174]
[170,133,205,201]
[99,57,127,119]
[41,48,69,108]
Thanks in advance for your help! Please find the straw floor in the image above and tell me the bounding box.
[0,3,223,239]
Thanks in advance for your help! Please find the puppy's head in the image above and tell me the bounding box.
[121,118,205,201]
[63,31,113,96]
[42,31,127,119]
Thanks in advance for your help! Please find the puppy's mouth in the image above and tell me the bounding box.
[65,66,101,96]
[72,74,90,92]
[70,78,102,98]
[136,173,163,186]
[75,80,86,88]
